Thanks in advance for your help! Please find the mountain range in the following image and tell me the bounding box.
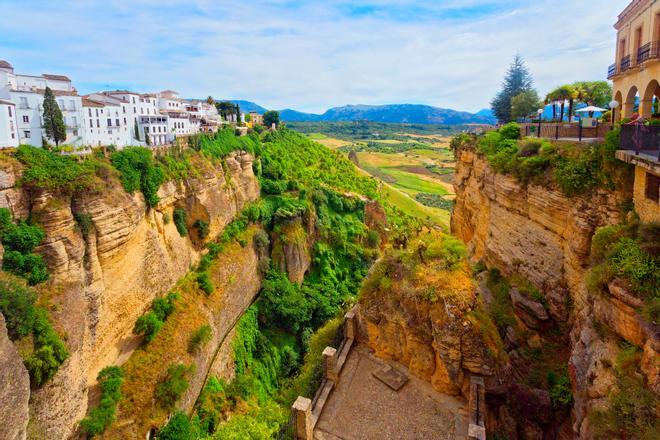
[227,100,496,125]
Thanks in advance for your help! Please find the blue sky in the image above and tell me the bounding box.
[0,0,628,113]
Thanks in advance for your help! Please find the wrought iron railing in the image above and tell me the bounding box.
[637,42,651,64]
[620,54,631,71]
[619,124,660,161]
[607,63,617,79]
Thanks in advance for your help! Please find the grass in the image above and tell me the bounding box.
[105,227,259,438]
[378,183,450,227]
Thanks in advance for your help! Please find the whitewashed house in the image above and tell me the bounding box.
[0,97,18,148]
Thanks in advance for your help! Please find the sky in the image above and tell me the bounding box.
[0,0,629,114]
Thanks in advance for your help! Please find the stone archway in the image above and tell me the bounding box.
[613,90,624,121]
[642,79,660,117]
[623,85,639,119]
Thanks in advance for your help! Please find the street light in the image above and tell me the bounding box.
[609,100,619,124]
[537,109,544,138]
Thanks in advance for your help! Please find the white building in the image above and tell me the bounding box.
[0,60,84,147]
[0,97,18,148]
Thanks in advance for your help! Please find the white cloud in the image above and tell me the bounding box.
[0,0,629,113]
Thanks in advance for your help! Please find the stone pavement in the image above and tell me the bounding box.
[314,345,468,440]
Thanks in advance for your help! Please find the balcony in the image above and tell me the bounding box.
[618,124,660,162]
[637,42,651,64]
[607,63,618,79]
[620,54,631,72]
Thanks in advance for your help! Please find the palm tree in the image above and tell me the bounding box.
[545,91,557,121]
[551,85,575,122]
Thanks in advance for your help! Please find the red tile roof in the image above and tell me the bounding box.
[82,97,105,107]
[42,74,71,81]
[0,60,12,69]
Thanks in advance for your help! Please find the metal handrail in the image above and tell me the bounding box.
[620,54,631,71]
[637,42,651,64]
[607,63,617,79]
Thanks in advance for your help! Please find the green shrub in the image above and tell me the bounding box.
[0,209,49,285]
[253,229,270,252]
[188,324,212,354]
[157,411,200,440]
[156,363,195,409]
[547,370,573,409]
[197,255,213,272]
[14,145,97,194]
[74,212,94,238]
[499,122,521,141]
[0,279,68,386]
[134,292,178,343]
[554,155,596,196]
[609,238,659,296]
[173,208,187,236]
[162,213,171,224]
[425,235,467,270]
[197,272,214,295]
[366,230,380,248]
[194,220,209,239]
[111,147,165,207]
[79,366,124,436]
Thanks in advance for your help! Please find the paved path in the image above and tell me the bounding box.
[315,345,468,440]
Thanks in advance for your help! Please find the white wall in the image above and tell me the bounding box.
[0,102,18,148]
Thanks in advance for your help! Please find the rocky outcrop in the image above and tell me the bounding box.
[0,314,30,440]
[1,152,259,439]
[450,144,660,438]
[271,214,314,285]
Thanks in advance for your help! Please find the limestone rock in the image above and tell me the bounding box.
[0,314,30,440]
[509,287,548,329]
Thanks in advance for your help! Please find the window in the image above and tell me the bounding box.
[24,130,30,138]
[69,99,75,110]
[96,109,99,117]
[133,107,136,113]
[89,119,93,127]
[96,119,100,128]
[132,97,136,104]
[123,106,126,113]
[646,172,659,203]
[123,117,127,124]
[72,116,77,126]
[19,97,28,109]
[144,127,149,133]
[8,106,12,117]
[73,129,78,136]
[22,115,28,123]
[88,108,92,117]
[116,119,120,126]
[107,118,112,127]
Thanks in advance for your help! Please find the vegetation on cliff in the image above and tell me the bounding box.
[0,275,68,386]
[454,123,633,197]
[79,366,124,436]
[0,208,48,285]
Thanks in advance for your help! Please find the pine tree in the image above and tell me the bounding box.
[490,55,534,123]
[133,119,140,141]
[42,87,66,147]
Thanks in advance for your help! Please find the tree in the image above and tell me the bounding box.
[235,103,241,126]
[215,101,236,120]
[42,87,66,147]
[133,119,140,141]
[548,85,577,122]
[491,55,534,123]
[263,110,280,127]
[206,96,214,106]
[510,90,542,121]
[574,81,613,108]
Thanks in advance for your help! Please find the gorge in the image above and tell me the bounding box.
[0,124,658,440]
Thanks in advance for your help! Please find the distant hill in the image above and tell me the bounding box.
[224,101,496,125]
[280,104,495,125]
[227,100,268,114]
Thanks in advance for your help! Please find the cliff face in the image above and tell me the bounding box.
[0,152,259,439]
[451,145,659,438]
[0,313,30,440]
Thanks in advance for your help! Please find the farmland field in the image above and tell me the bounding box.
[292,122,457,227]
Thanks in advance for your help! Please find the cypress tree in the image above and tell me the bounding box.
[490,55,534,124]
[235,103,241,125]
[134,119,140,141]
[42,87,66,147]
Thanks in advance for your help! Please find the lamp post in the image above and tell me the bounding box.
[609,100,620,125]
[537,109,544,138]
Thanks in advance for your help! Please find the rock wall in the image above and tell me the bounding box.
[0,314,30,440]
[0,152,259,439]
[450,145,660,438]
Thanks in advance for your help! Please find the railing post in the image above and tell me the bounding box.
[322,347,339,381]
[555,124,559,140]
[292,397,313,440]
[578,123,582,142]
[344,308,356,340]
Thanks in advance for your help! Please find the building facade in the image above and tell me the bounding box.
[612,1,660,223]
[608,0,660,120]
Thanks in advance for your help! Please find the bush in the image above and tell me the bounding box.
[79,366,124,436]
[253,229,270,252]
[0,279,68,386]
[197,272,214,295]
[74,212,94,238]
[499,122,521,141]
[194,220,209,239]
[111,147,165,207]
[425,235,467,270]
[366,230,381,248]
[134,292,178,343]
[156,363,195,409]
[173,208,187,236]
[188,324,212,354]
[157,411,200,440]
[547,370,573,409]
[14,145,98,194]
[0,208,49,285]
[554,155,596,196]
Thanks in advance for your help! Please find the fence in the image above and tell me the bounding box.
[619,124,660,160]
[520,122,612,141]
[286,307,357,440]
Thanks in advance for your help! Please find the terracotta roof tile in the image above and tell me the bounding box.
[42,74,71,81]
